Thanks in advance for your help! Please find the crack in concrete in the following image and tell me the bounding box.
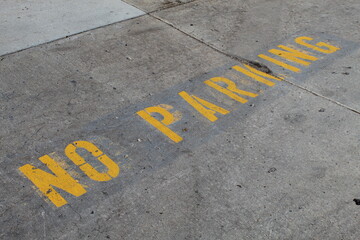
[68,204,83,221]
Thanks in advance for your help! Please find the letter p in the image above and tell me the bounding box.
[137,104,183,143]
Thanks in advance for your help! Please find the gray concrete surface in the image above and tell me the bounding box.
[155,0,360,110]
[123,0,195,12]
[1,0,360,239]
[0,0,144,56]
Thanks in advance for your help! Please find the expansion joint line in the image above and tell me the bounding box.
[149,14,360,116]
[0,1,198,58]
[283,79,360,115]
[149,14,250,65]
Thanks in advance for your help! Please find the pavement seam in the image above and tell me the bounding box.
[0,1,200,59]
[149,14,360,116]
[2,1,357,117]
[282,79,360,115]
[0,13,144,58]
[149,13,251,65]
[121,0,199,14]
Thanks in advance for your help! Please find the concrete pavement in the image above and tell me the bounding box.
[1,0,360,239]
[0,0,144,56]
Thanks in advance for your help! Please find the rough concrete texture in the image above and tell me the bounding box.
[1,0,360,239]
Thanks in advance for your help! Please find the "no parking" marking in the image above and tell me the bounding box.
[18,35,345,207]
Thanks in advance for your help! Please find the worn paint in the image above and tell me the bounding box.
[179,91,230,122]
[65,141,120,182]
[19,154,87,207]
[136,105,183,143]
